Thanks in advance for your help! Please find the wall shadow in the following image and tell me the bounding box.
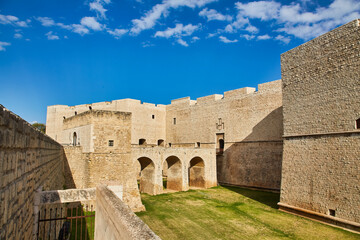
[216,107,283,191]
[63,148,76,189]
[221,185,280,209]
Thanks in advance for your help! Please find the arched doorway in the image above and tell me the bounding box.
[137,157,155,195]
[164,156,182,191]
[189,157,205,188]
[73,132,77,146]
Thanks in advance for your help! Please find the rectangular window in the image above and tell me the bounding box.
[152,115,155,119]
[173,118,176,125]
[329,209,335,217]
[108,140,114,147]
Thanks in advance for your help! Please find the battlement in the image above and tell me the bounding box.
[48,98,166,112]
[168,79,281,106]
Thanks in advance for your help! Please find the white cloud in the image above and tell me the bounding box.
[142,41,155,47]
[224,15,250,33]
[57,22,72,30]
[46,31,60,40]
[72,24,90,35]
[36,17,73,30]
[236,1,280,21]
[257,34,271,40]
[219,36,238,43]
[107,28,128,39]
[14,33,23,39]
[240,34,255,40]
[0,14,29,27]
[0,41,11,51]
[233,0,360,40]
[36,17,55,26]
[191,36,200,42]
[275,35,290,44]
[130,0,217,35]
[177,38,188,47]
[245,25,258,33]
[199,8,233,21]
[155,23,200,38]
[89,0,111,19]
[80,17,103,31]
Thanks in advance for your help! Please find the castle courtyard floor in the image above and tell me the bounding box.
[136,186,359,240]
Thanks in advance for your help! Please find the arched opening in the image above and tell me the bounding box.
[137,157,155,195]
[356,118,360,129]
[89,106,92,110]
[139,138,147,146]
[73,132,77,146]
[189,157,205,188]
[158,139,165,147]
[163,156,182,191]
[216,133,225,155]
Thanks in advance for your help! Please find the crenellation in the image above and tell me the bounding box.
[196,94,223,104]
[223,87,256,98]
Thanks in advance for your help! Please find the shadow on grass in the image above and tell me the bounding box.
[220,185,280,209]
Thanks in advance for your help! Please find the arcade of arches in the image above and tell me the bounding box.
[134,147,217,195]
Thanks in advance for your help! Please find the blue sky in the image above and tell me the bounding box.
[0,0,359,124]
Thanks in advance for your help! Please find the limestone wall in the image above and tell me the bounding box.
[166,80,283,190]
[0,105,65,239]
[46,99,166,146]
[132,147,217,195]
[62,110,144,212]
[95,185,160,240]
[280,20,360,225]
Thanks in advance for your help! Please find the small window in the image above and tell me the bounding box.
[108,140,114,147]
[139,138,146,145]
[63,116,66,119]
[75,111,77,115]
[329,209,335,217]
[196,142,200,148]
[89,106,92,110]
[356,118,360,129]
[152,115,155,119]
[158,139,164,146]
[173,118,176,125]
[169,143,172,147]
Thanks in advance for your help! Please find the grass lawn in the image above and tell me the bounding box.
[136,186,359,240]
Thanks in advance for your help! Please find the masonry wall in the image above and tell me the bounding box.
[46,99,166,146]
[63,110,144,212]
[280,20,360,224]
[166,80,283,190]
[0,105,65,239]
[95,185,160,240]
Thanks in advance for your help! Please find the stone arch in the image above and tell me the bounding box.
[189,157,205,188]
[137,157,156,195]
[163,156,182,191]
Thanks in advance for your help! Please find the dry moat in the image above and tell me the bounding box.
[137,186,359,240]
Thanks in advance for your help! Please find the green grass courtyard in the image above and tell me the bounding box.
[136,186,359,240]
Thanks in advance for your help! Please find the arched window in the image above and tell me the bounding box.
[73,132,77,146]
[219,139,224,149]
[75,111,77,115]
[89,106,92,110]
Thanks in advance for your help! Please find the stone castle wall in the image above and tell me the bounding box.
[0,105,65,239]
[166,80,283,190]
[62,110,144,211]
[280,19,360,224]
[46,98,166,146]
